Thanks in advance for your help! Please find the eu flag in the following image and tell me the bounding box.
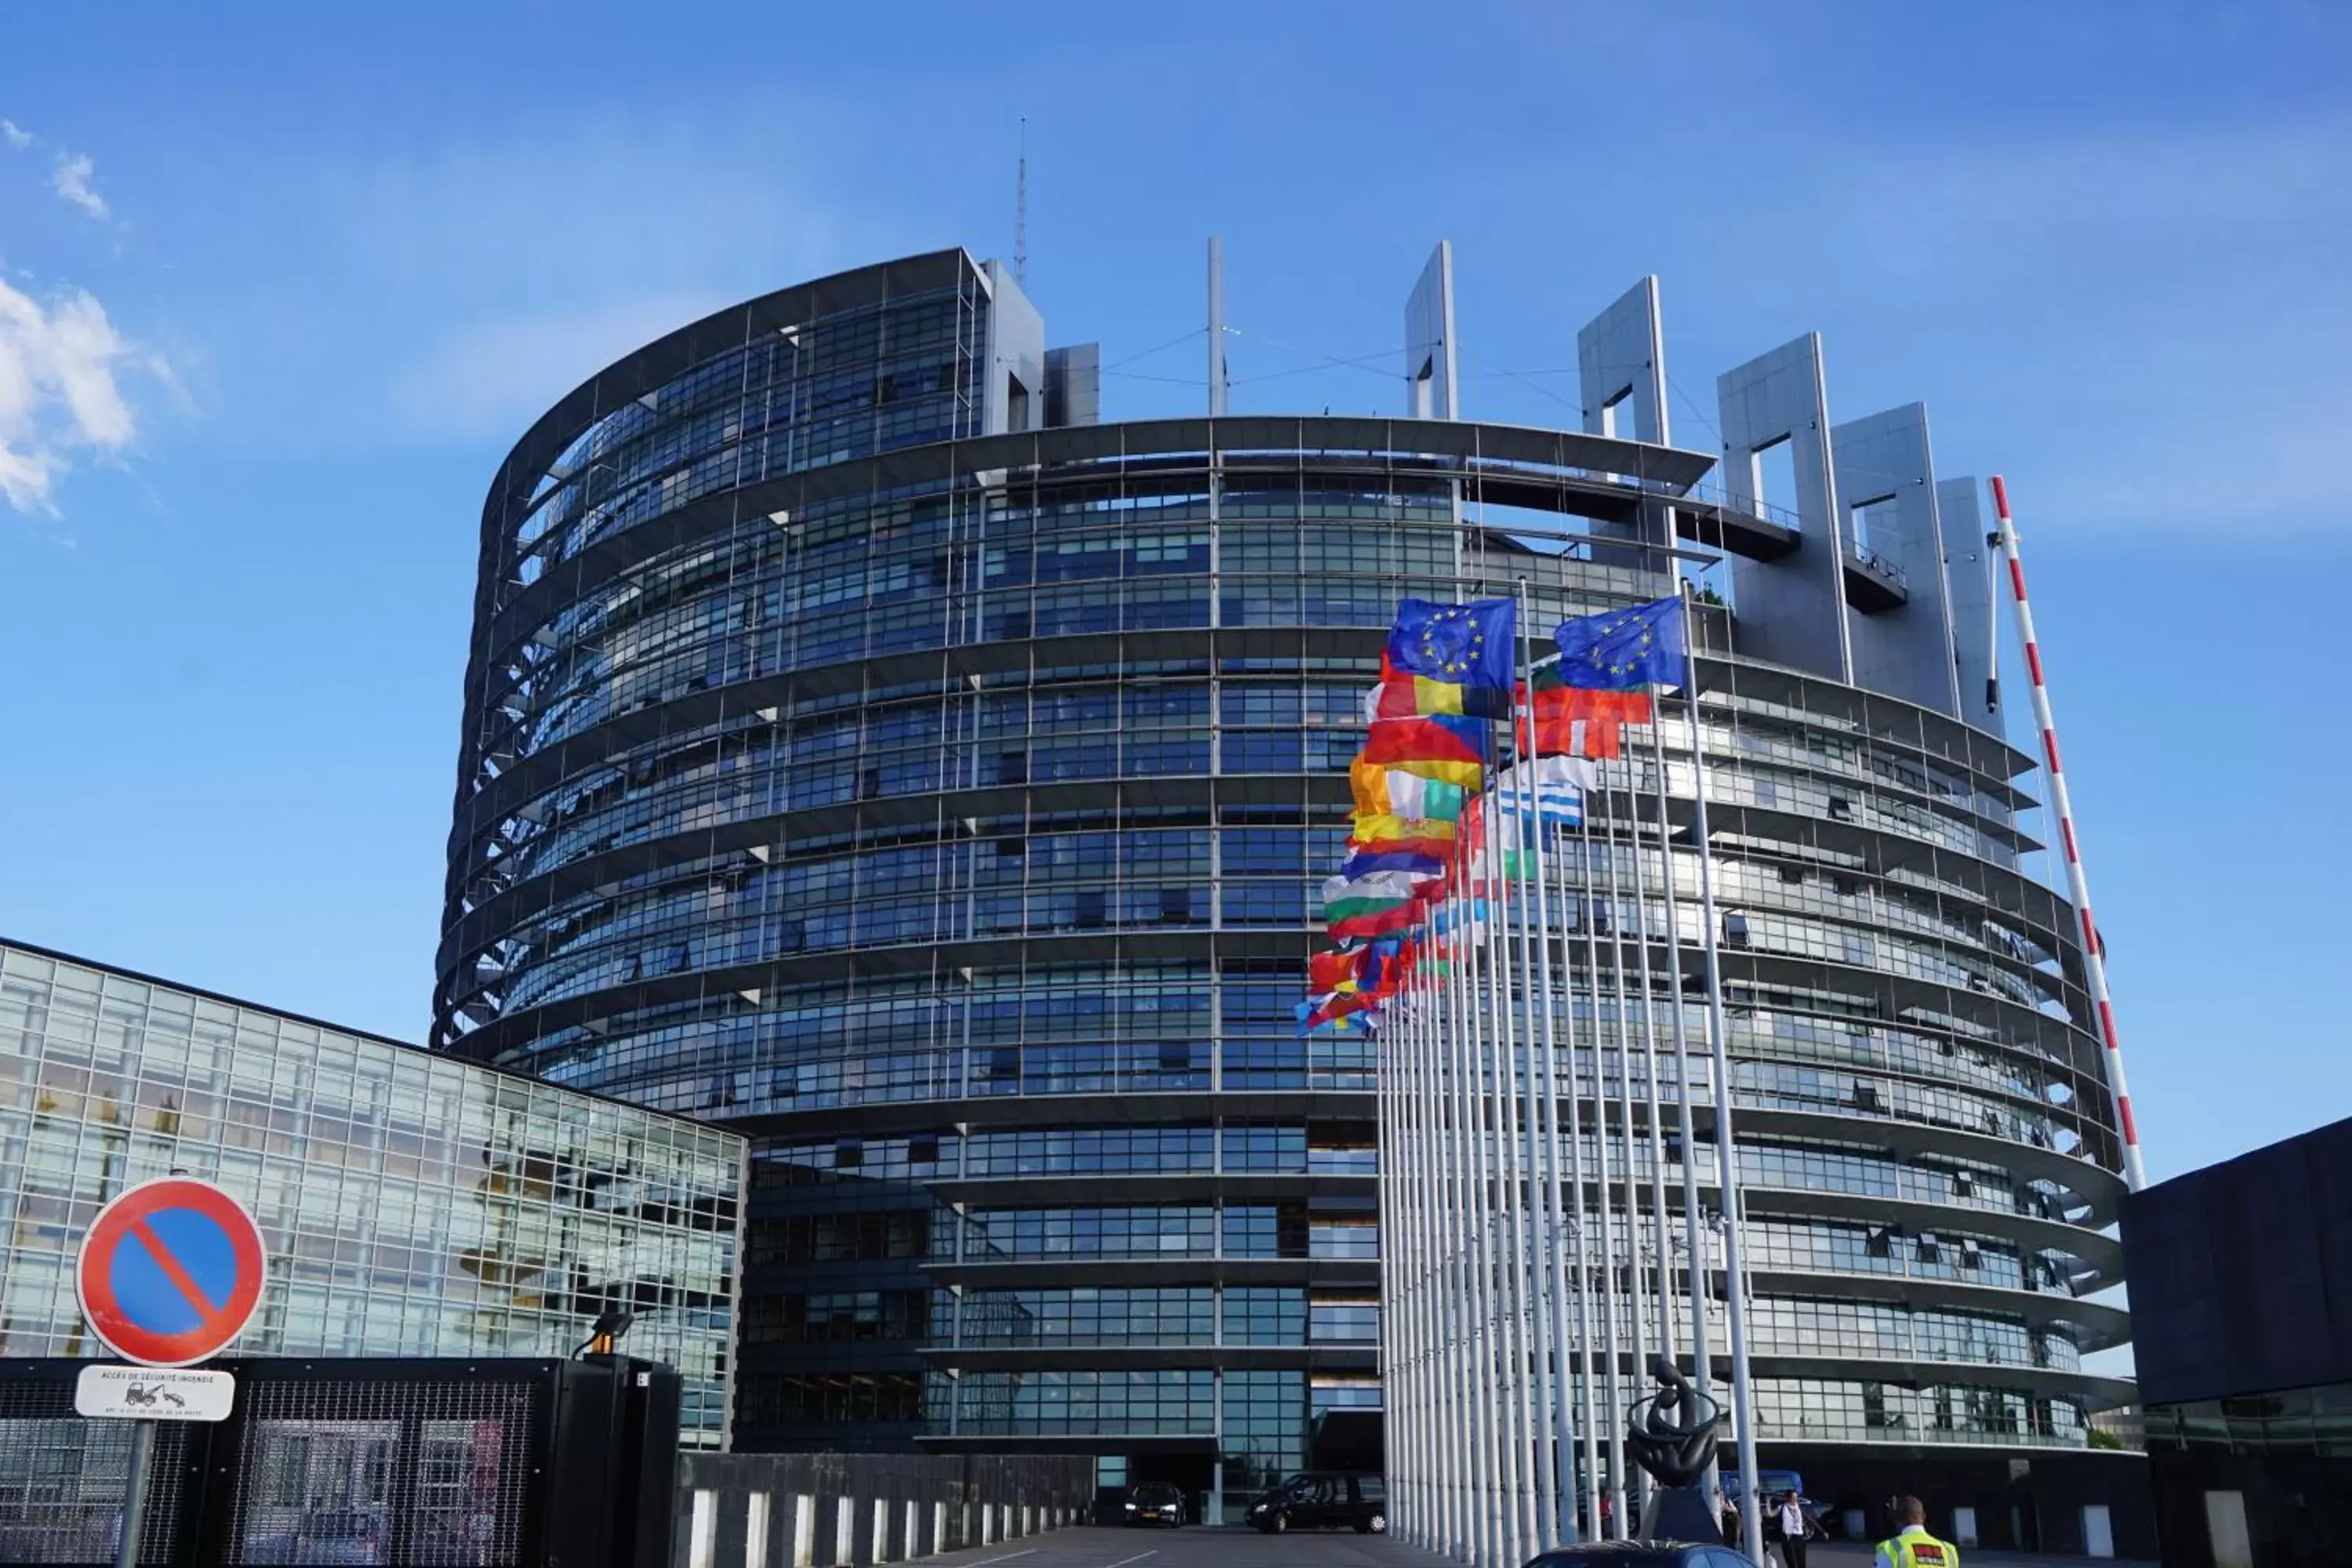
[1386,597,1517,691]
[1552,596,1686,689]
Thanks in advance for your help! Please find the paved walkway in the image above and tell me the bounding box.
[1810,1547,2152,1568]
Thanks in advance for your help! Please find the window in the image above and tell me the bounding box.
[1917,1232,1941,1265]
[1828,795,1853,821]
[834,1139,863,1170]
[1725,913,1751,948]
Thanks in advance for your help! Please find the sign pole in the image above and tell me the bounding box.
[114,1417,155,1568]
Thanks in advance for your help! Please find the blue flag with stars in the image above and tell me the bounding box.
[1385,597,1517,691]
[1552,596,1687,689]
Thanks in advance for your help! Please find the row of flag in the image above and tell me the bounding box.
[1298,593,1689,1036]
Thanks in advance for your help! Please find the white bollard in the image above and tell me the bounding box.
[836,1498,855,1567]
[688,1491,717,1568]
[905,1501,920,1559]
[793,1496,816,1568]
[934,1501,947,1556]
[873,1499,889,1564]
[746,1494,771,1568]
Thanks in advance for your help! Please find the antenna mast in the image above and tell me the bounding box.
[1014,118,1028,286]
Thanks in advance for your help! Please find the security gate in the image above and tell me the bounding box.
[0,1356,678,1568]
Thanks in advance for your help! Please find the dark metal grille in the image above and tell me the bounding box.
[217,1377,539,1566]
[0,1381,190,1566]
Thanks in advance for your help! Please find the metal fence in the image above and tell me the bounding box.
[672,1453,1095,1568]
[0,1357,648,1568]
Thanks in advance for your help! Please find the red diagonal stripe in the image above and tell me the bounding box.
[129,1215,225,1319]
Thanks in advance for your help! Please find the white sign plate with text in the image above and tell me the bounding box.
[74,1363,234,1422]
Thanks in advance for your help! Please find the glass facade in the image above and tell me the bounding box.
[438,250,2129,1499]
[0,942,745,1446]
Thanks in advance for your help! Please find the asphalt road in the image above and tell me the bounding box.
[915,1525,1454,1568]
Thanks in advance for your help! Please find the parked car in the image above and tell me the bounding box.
[1121,1482,1185,1528]
[1246,1472,1385,1534]
[1719,1469,1835,1537]
[1527,1544,1754,1568]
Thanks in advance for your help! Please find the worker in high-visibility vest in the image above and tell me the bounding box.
[1875,1496,1958,1568]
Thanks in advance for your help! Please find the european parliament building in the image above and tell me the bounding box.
[434,248,2138,1537]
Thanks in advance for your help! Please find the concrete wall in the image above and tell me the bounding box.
[1833,401,1962,716]
[674,1453,1096,1568]
[1403,241,1460,419]
[1719,333,1853,681]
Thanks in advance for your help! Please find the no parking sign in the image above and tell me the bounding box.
[76,1175,267,1367]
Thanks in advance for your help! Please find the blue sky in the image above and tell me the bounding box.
[1,2,2346,1186]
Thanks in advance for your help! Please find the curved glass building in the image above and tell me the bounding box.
[437,249,2132,1528]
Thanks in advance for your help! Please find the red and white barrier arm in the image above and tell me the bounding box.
[1988,475,2147,1192]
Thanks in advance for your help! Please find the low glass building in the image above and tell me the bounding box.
[0,940,745,1445]
[433,248,2132,1530]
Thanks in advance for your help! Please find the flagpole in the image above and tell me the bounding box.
[1425,967,1462,1558]
[1483,758,1538,1568]
[1578,809,1627,1539]
[1625,742,1679,1376]
[1650,704,1715,1468]
[1528,781,1577,1544]
[1505,700,1581,1542]
[1453,871,1501,1567]
[1552,818,1601,1544]
[1679,591,1762,1563]
[1510,586,1563,1551]
[1600,771,1650,1529]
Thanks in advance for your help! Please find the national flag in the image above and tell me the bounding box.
[1347,831,1456,866]
[1351,812,1458,847]
[1341,846,1445,880]
[1361,713,1489,789]
[1367,655,1514,721]
[1309,949,1363,994]
[1431,898,1490,939]
[1323,872,1427,942]
[1295,991,1381,1036]
[1295,990,1374,1025]
[1517,684,1650,758]
[1387,597,1518,691]
[1352,757,1468,822]
[1322,870,1425,915]
[1494,756,1594,828]
[1552,596,1687,689]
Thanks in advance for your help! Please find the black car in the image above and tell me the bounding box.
[1527,1543,1752,1568]
[1246,1472,1385,1534]
[1121,1482,1185,1528]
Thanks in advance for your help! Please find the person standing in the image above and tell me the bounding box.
[1777,1492,1813,1568]
[1875,1495,1958,1568]
[1719,1493,1740,1548]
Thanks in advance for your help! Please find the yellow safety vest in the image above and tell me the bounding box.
[1879,1530,1959,1568]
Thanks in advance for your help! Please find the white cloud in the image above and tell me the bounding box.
[0,278,149,513]
[51,152,107,220]
[1,119,31,151]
